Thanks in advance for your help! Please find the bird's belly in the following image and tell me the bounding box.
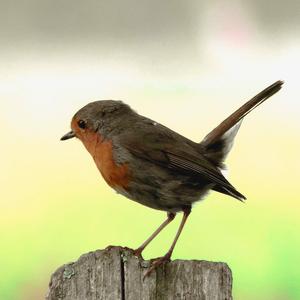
[125,163,213,212]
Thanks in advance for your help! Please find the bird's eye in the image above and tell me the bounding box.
[78,120,86,129]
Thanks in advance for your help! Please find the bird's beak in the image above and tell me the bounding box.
[60,131,76,141]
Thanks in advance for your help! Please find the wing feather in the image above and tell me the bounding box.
[120,124,245,201]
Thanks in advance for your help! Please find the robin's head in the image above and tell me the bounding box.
[61,100,134,142]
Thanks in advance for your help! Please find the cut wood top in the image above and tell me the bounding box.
[46,246,232,300]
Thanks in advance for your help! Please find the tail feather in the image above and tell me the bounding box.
[201,80,284,166]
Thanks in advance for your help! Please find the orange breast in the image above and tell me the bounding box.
[81,131,129,190]
[94,140,129,189]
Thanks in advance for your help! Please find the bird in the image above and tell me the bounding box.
[61,80,283,276]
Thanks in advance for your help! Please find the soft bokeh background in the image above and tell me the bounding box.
[1,1,299,299]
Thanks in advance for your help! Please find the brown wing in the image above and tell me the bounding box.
[120,122,245,201]
[165,150,245,201]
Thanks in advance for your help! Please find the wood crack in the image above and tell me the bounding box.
[120,251,125,300]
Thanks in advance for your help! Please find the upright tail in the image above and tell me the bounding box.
[200,80,284,167]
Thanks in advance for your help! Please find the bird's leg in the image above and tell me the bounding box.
[134,212,176,258]
[143,207,191,278]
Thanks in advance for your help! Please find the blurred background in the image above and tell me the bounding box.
[1,1,299,299]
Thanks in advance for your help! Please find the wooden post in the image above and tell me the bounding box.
[46,246,232,300]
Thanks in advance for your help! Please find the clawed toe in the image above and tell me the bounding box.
[143,252,171,279]
[133,248,144,259]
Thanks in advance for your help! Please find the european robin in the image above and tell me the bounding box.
[61,80,283,276]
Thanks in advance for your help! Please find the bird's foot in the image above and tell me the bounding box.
[133,247,144,259]
[143,252,172,280]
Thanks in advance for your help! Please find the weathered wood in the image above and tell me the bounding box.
[46,247,232,300]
